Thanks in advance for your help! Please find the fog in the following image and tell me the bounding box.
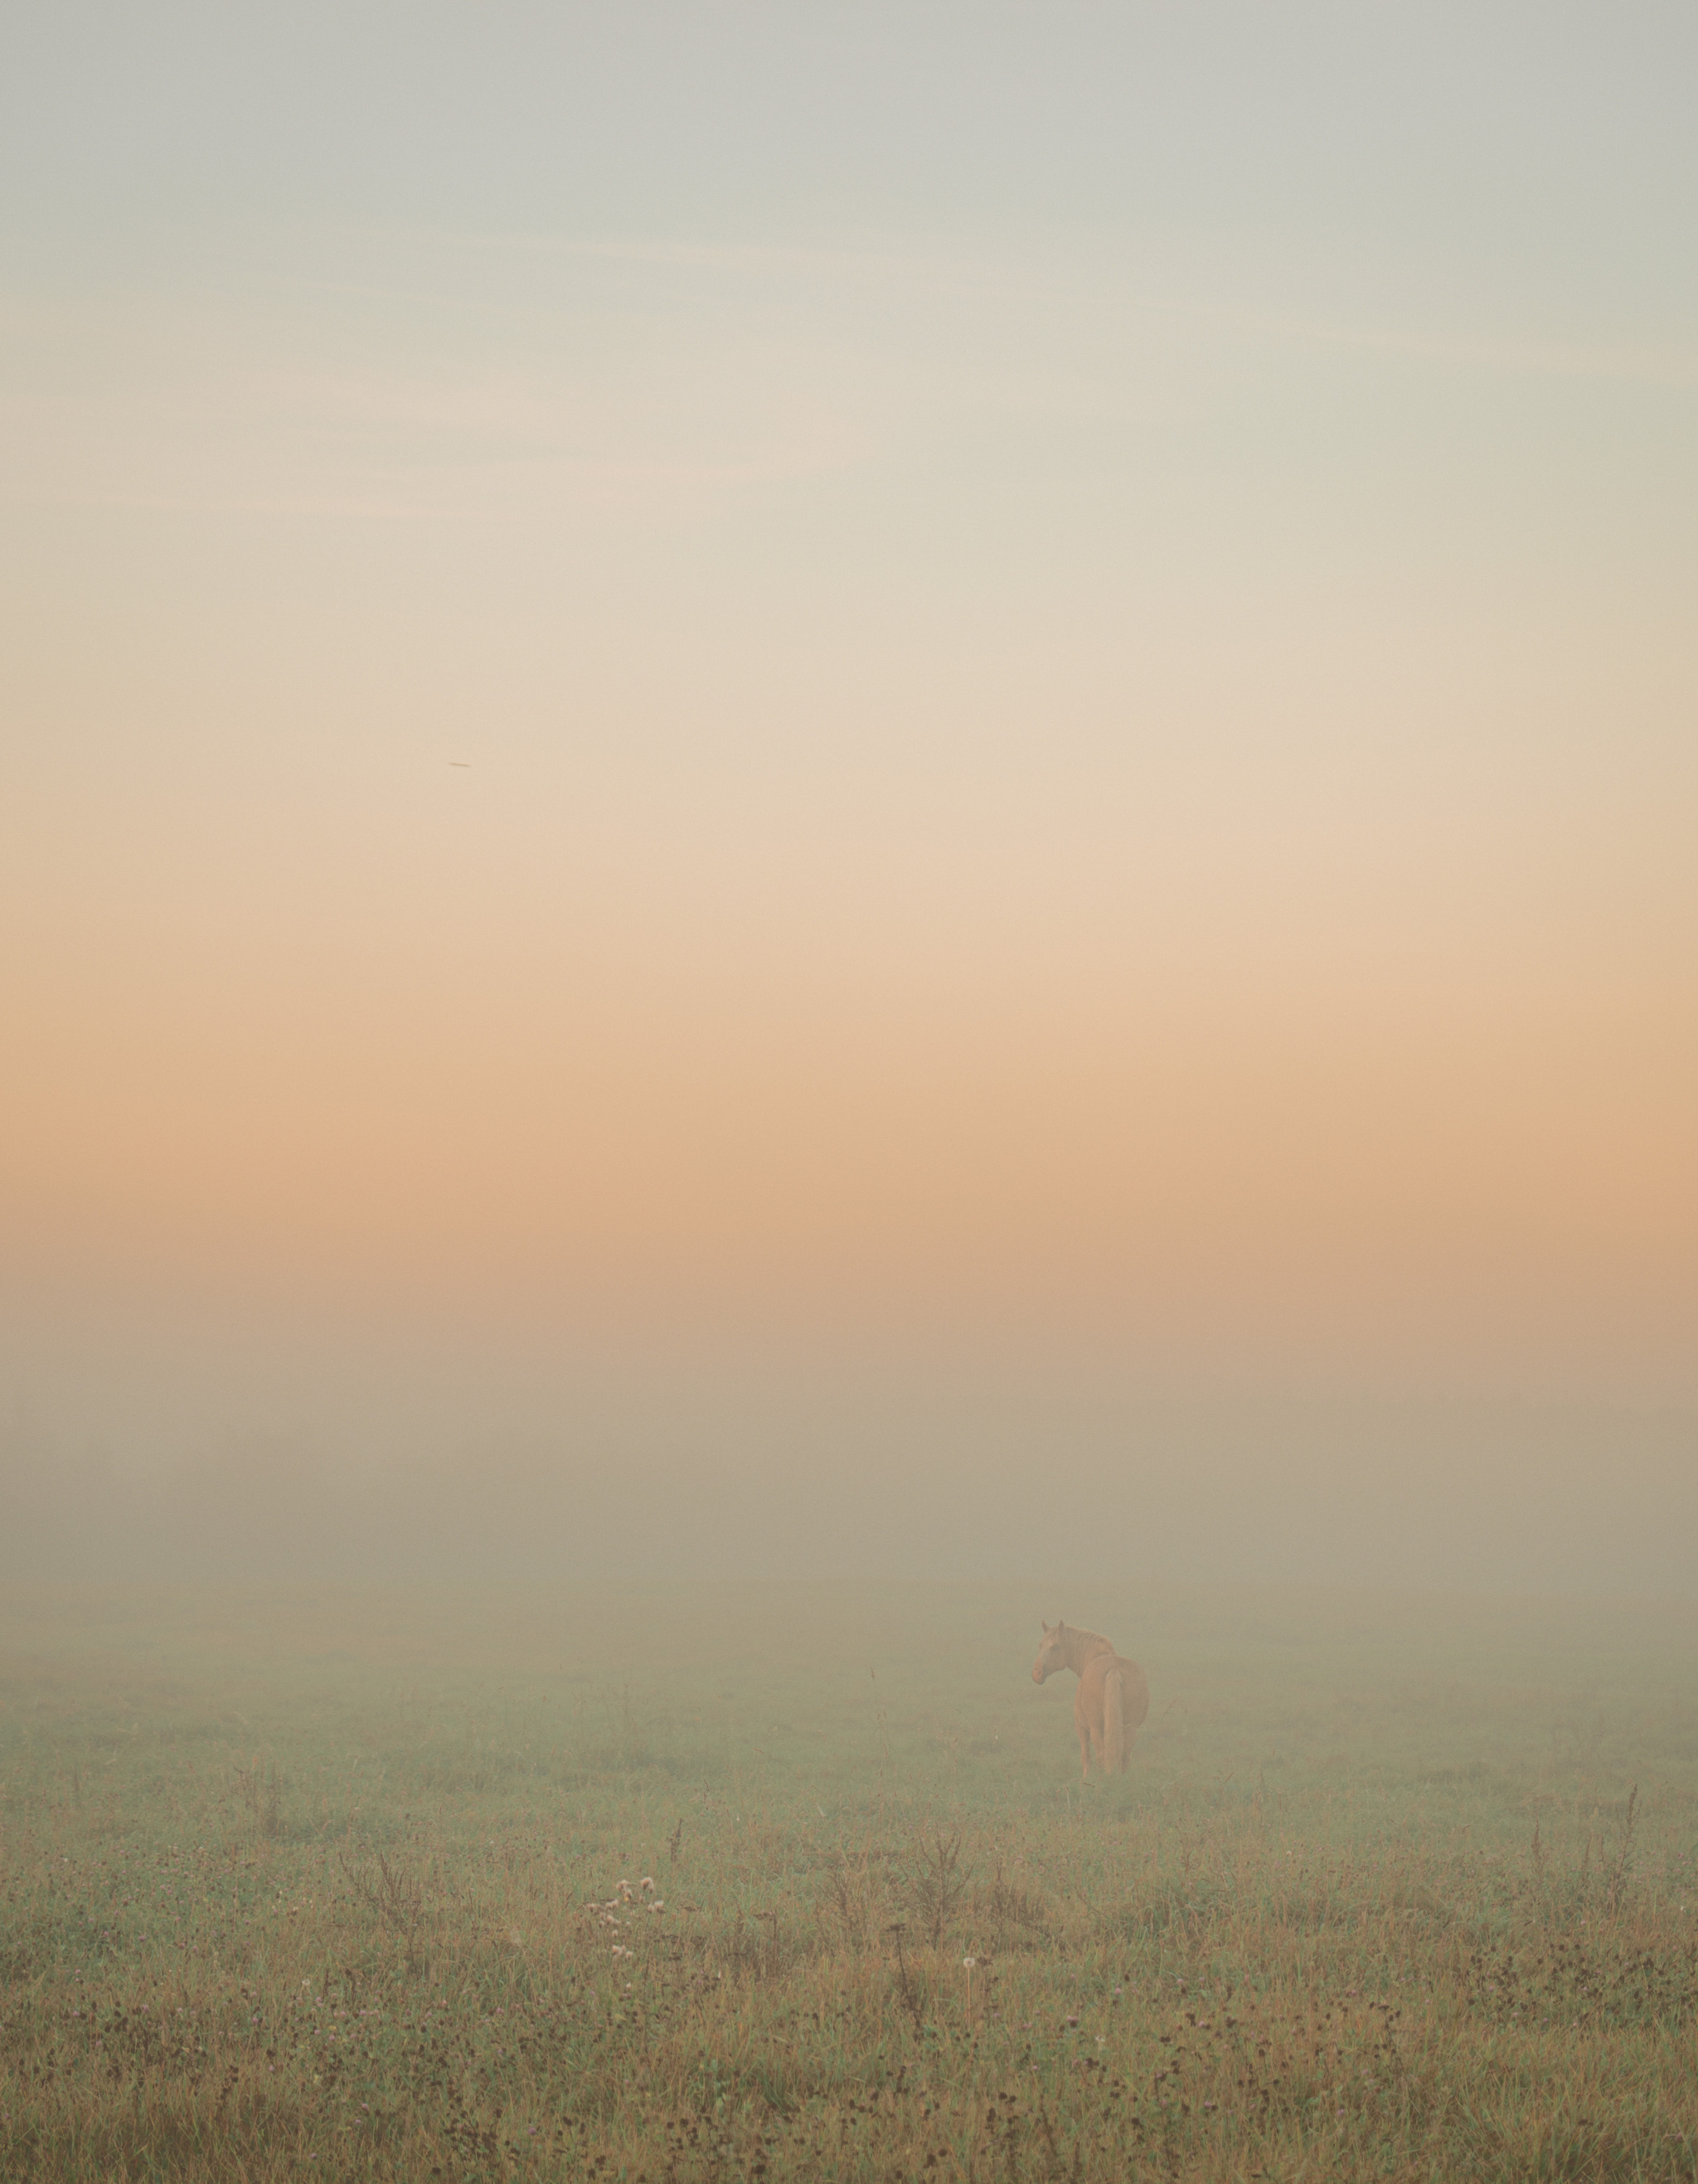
[4,1318,1692,1594]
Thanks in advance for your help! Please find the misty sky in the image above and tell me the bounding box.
[3,6,1695,1580]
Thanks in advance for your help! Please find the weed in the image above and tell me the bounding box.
[2,1580,1696,2182]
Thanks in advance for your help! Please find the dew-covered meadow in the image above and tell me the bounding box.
[2,1581,1696,2181]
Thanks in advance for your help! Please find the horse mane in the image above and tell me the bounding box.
[1051,1623,1114,1673]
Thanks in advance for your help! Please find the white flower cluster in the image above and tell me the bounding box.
[595,1878,664,1953]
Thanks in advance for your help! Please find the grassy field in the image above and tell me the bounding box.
[2,1578,1696,2182]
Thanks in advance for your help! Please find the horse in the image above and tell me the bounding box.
[1031,1619,1150,1783]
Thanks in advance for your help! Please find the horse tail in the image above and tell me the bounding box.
[1104,1663,1126,1774]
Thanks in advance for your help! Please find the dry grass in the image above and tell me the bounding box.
[2,1580,1696,2180]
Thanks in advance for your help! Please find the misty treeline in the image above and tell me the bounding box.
[2,1393,1693,1592]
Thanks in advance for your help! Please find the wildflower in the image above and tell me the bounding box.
[640,1876,656,1892]
[962,1957,978,1970]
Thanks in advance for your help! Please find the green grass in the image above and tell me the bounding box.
[2,1580,1696,2181]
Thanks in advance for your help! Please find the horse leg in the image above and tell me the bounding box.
[1073,1682,1096,1783]
[1119,1663,1150,1769]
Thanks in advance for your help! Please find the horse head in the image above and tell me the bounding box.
[1031,1619,1069,1684]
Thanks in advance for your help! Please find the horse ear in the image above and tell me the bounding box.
[1041,1619,1050,1632]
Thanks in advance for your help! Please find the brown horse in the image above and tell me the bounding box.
[1031,1619,1150,1783]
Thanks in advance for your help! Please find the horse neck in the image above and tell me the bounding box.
[1060,1627,1111,1673]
